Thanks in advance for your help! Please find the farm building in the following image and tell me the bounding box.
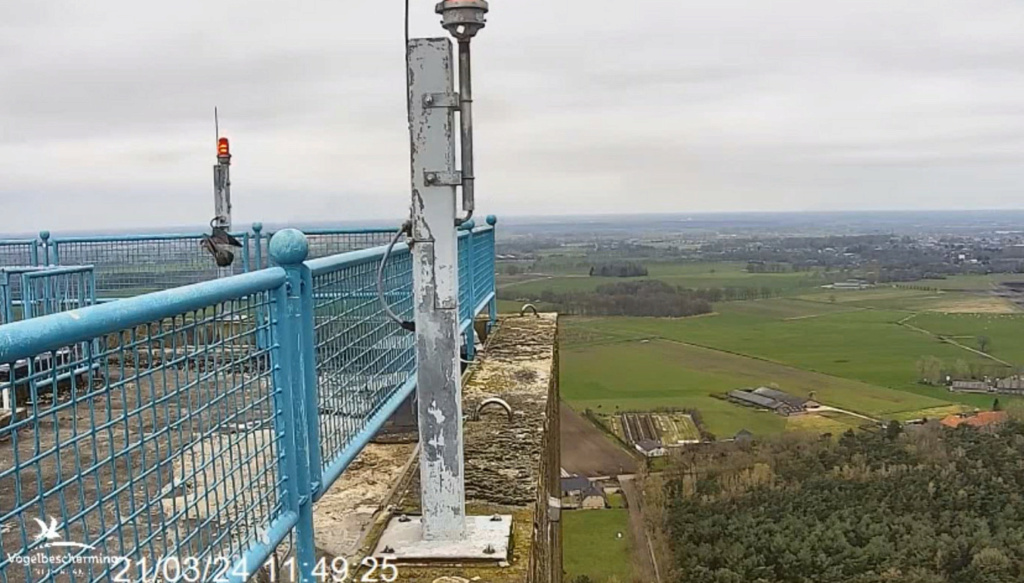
[635,439,667,458]
[940,411,1008,429]
[727,389,800,416]
[560,475,607,510]
[996,376,1024,392]
[751,387,817,409]
[950,380,992,392]
[734,429,754,443]
[827,279,871,290]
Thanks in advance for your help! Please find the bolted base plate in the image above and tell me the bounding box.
[372,514,513,563]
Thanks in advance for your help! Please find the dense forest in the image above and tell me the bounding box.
[661,422,1024,583]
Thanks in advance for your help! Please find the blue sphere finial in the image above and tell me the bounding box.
[39,230,50,240]
[269,229,309,265]
[459,219,476,231]
[252,222,263,233]
[485,215,497,226]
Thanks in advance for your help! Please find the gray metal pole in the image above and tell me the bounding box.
[407,37,466,540]
[214,138,232,230]
[457,40,474,219]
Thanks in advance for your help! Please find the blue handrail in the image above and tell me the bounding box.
[0,219,498,582]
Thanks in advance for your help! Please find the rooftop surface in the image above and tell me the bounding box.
[312,313,560,583]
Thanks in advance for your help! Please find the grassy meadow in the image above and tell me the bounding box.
[554,265,1024,438]
[562,508,633,583]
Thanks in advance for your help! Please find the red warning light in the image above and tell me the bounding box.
[217,137,230,157]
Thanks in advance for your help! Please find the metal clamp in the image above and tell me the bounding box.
[423,92,460,109]
[424,171,463,186]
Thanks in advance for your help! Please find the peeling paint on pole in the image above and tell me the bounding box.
[408,37,466,540]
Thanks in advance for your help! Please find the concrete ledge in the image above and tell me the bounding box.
[319,313,560,583]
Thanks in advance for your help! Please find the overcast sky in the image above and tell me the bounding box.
[3,0,1024,231]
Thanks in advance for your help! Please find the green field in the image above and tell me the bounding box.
[561,333,955,437]
[562,509,633,583]
[907,311,1024,364]
[560,283,1024,438]
[572,304,1000,400]
[798,286,1021,313]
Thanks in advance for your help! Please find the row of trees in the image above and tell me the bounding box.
[589,261,649,277]
[745,262,795,273]
[915,352,1009,385]
[523,280,714,317]
[499,283,785,313]
[660,422,1024,582]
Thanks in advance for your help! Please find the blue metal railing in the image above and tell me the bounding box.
[40,231,252,300]
[22,265,97,320]
[0,267,50,325]
[0,218,497,582]
[251,224,397,270]
[0,241,39,271]
[1,225,397,302]
[307,242,416,495]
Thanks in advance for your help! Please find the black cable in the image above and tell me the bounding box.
[377,222,414,331]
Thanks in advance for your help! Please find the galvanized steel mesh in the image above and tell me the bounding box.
[47,235,250,301]
[253,230,397,269]
[0,222,497,581]
[310,246,415,482]
[0,290,284,582]
[0,242,39,270]
[22,266,96,320]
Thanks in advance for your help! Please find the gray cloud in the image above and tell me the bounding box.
[2,0,1024,232]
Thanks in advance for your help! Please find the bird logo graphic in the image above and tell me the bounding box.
[32,517,61,543]
[31,517,95,550]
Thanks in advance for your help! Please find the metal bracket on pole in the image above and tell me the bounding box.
[424,171,463,187]
[424,92,461,109]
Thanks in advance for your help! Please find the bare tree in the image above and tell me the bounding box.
[978,335,992,354]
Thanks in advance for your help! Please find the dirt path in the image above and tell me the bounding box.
[807,405,879,423]
[560,405,637,477]
[497,273,589,290]
[619,474,660,583]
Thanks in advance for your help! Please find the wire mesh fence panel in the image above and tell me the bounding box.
[457,231,472,327]
[308,246,415,492]
[0,272,292,583]
[471,226,496,311]
[22,266,96,320]
[49,235,250,301]
[255,230,397,269]
[0,268,51,326]
[0,241,39,269]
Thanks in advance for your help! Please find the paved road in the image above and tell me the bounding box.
[618,474,660,583]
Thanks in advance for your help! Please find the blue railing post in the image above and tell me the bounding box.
[253,223,269,351]
[253,222,265,270]
[0,271,11,325]
[241,232,251,273]
[460,220,477,361]
[486,215,498,330]
[39,231,52,266]
[268,229,318,583]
